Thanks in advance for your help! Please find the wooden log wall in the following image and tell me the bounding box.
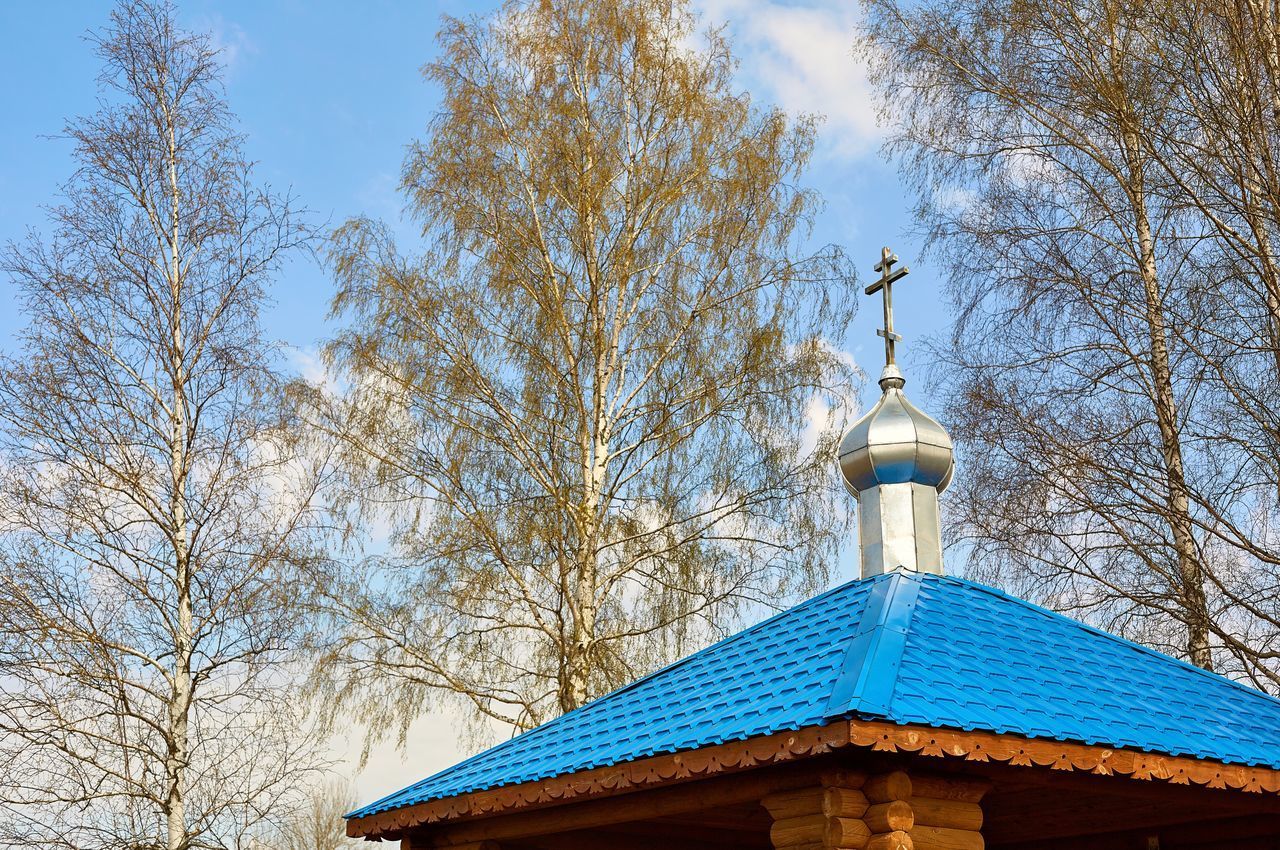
[764,770,989,850]
[764,770,869,850]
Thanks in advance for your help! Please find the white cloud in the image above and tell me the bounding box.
[796,338,863,458]
[287,345,326,384]
[816,335,860,377]
[932,185,976,216]
[1004,146,1060,188]
[288,344,344,395]
[194,14,257,75]
[697,0,881,155]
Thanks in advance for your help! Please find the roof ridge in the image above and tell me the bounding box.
[824,571,923,720]
[929,574,1280,708]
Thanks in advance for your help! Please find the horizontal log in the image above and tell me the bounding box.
[908,776,991,803]
[822,769,868,790]
[865,800,914,833]
[826,815,872,849]
[909,797,983,831]
[770,813,826,847]
[865,771,913,804]
[867,831,914,850]
[911,825,984,850]
[824,787,870,819]
[764,787,825,820]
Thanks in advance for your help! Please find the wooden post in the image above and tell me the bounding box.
[763,769,988,850]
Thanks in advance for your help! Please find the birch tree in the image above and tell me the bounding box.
[269,780,361,850]
[1137,0,1280,683]
[311,0,856,737]
[0,3,325,847]
[860,0,1280,685]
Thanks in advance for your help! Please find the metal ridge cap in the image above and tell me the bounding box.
[823,571,923,721]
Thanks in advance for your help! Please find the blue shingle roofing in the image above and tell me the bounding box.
[348,572,1280,819]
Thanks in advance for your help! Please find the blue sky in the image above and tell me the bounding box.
[0,0,955,795]
[0,0,951,411]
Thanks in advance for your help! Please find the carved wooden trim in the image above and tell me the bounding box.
[349,718,1280,840]
[347,722,850,839]
[847,719,1280,794]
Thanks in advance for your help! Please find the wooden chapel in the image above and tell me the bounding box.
[345,249,1280,850]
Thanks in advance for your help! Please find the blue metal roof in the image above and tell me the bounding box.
[349,572,1280,819]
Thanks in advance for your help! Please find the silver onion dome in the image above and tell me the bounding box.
[838,364,954,497]
[838,364,954,577]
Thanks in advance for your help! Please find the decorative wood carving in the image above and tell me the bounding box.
[847,719,1280,794]
[348,723,849,839]
[349,718,1280,841]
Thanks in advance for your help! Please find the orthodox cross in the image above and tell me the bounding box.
[866,246,909,367]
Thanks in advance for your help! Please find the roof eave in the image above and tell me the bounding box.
[347,718,1280,841]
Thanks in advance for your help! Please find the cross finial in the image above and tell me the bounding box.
[865,246,909,368]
